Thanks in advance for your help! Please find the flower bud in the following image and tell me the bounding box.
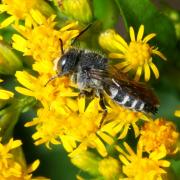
[0,42,23,75]
[71,151,100,176]
[56,0,93,23]
[98,157,121,179]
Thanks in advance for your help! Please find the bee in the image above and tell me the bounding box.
[46,47,159,113]
[45,26,159,123]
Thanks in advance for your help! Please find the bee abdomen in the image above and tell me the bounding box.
[109,86,156,113]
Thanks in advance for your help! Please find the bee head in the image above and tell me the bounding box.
[56,48,79,76]
[45,48,80,87]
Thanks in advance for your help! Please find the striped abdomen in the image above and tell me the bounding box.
[107,86,158,114]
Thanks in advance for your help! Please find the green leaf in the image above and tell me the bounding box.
[92,0,119,29]
[0,96,36,142]
[115,0,177,51]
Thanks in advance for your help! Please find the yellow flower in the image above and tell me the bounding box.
[101,97,150,139]
[175,108,180,117]
[0,0,53,28]
[71,151,100,177]
[116,142,170,180]
[58,0,93,23]
[0,0,36,28]
[15,70,77,108]
[98,157,121,179]
[99,25,166,81]
[66,97,114,157]
[71,150,121,179]
[25,96,114,157]
[139,118,179,154]
[0,138,46,179]
[12,10,79,63]
[0,79,14,99]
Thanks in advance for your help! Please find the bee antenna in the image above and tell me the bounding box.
[44,74,61,87]
[72,23,92,45]
[59,38,64,55]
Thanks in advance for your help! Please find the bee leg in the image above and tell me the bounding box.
[99,91,107,128]
[78,90,86,98]
[78,90,93,98]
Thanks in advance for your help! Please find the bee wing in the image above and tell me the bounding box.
[89,65,159,106]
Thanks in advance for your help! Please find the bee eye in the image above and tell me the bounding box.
[61,59,66,67]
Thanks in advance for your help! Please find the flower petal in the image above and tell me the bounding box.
[0,89,14,100]
[144,63,151,81]
[118,125,129,139]
[134,66,142,81]
[150,62,159,79]
[143,33,156,43]
[0,89,14,99]
[152,49,167,60]
[12,34,27,52]
[78,97,85,113]
[30,9,46,25]
[27,159,40,173]
[137,25,144,41]
[129,26,135,41]
[109,53,125,59]
[0,15,16,28]
[114,33,128,49]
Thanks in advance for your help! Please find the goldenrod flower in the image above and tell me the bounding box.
[0,41,23,75]
[71,151,100,176]
[99,25,166,81]
[98,157,121,179]
[139,118,179,154]
[0,0,36,28]
[71,151,121,179]
[116,142,170,180]
[0,0,53,28]
[12,10,79,63]
[24,96,113,157]
[175,109,180,117]
[58,0,93,23]
[0,79,14,99]
[101,97,150,139]
[15,70,77,108]
[0,138,46,179]
[13,11,111,156]
[66,97,114,157]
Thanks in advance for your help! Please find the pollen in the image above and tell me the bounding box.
[139,118,179,154]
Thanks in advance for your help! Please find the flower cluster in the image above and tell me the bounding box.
[0,138,46,179]
[12,12,179,180]
[0,0,179,179]
[116,142,170,180]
